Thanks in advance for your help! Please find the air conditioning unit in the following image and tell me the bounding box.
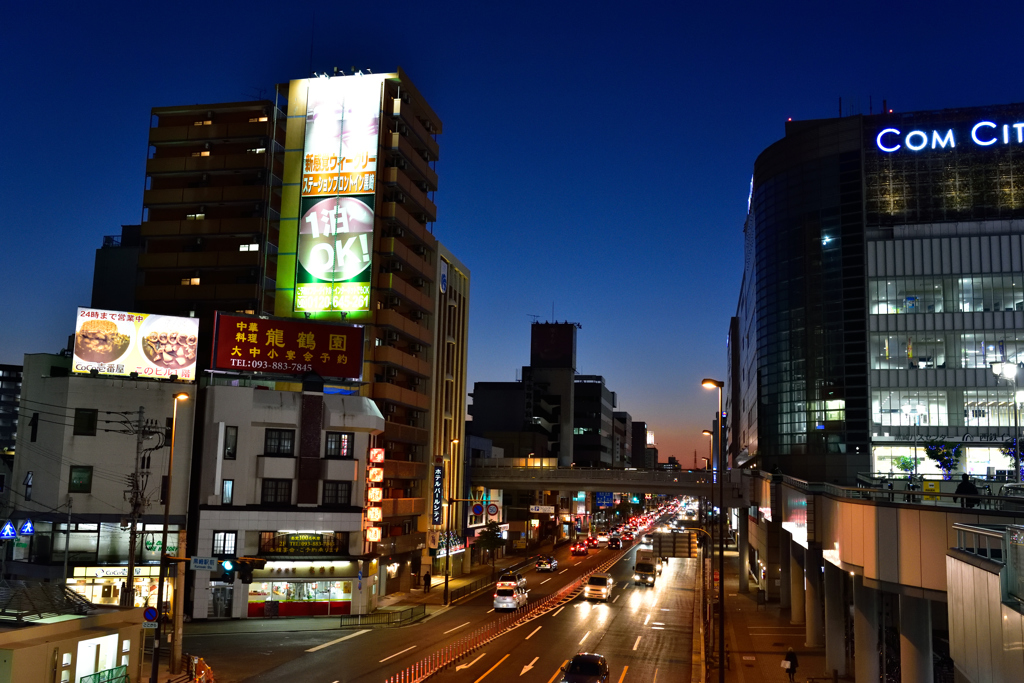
[385,331,399,342]
[411,311,423,321]
[410,378,420,388]
[392,192,406,204]
[390,262,403,272]
[387,296,401,308]
[413,277,425,288]
[390,227,405,238]
[385,404,396,414]
[386,367,398,378]
[412,245,427,256]
[411,343,423,353]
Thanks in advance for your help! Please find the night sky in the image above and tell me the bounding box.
[2,1,1021,466]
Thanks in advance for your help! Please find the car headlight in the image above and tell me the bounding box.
[633,575,639,581]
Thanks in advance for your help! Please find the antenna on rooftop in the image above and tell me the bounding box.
[528,314,540,323]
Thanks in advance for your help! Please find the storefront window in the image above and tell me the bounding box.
[246,579,353,617]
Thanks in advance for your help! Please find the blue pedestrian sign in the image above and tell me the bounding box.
[143,607,158,622]
[19,519,34,536]
[0,521,16,540]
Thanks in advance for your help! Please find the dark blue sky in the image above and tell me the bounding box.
[2,1,1020,464]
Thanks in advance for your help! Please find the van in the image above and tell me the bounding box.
[584,572,614,601]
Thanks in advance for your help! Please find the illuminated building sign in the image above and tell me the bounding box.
[365,507,382,522]
[369,448,385,463]
[367,487,383,503]
[294,75,387,313]
[367,468,384,483]
[73,308,199,380]
[365,527,381,542]
[432,465,444,525]
[876,120,1024,153]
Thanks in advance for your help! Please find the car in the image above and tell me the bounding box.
[622,532,634,541]
[535,555,559,572]
[493,586,528,611]
[585,536,599,548]
[571,542,589,556]
[584,573,614,601]
[497,572,527,589]
[607,537,622,550]
[596,533,609,545]
[559,652,610,683]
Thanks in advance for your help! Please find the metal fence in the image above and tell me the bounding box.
[339,604,426,627]
[79,665,127,683]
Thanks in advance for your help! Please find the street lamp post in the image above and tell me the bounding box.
[992,362,1022,483]
[443,438,459,606]
[150,391,189,683]
[702,378,726,683]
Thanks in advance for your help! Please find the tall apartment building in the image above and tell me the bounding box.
[572,375,615,466]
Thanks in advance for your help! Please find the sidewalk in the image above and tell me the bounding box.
[719,548,832,683]
[377,551,527,608]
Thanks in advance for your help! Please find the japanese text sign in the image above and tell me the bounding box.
[432,465,444,525]
[365,527,382,542]
[211,313,363,379]
[73,308,199,380]
[369,448,385,463]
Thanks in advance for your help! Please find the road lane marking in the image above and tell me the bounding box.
[652,668,658,682]
[305,629,369,652]
[473,653,510,683]
[613,595,620,603]
[541,578,551,584]
[526,626,542,640]
[651,626,664,630]
[521,656,539,675]
[444,621,471,634]
[579,630,590,645]
[643,614,650,625]
[559,569,568,574]
[552,606,565,617]
[456,652,487,671]
[548,660,570,683]
[487,608,495,613]
[652,622,664,626]
[379,645,416,662]
[617,665,629,683]
[633,636,641,650]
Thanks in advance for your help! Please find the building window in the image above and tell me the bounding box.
[222,479,234,505]
[68,466,93,493]
[181,277,201,286]
[261,478,291,504]
[193,120,212,126]
[212,531,236,556]
[324,432,354,459]
[248,117,268,123]
[322,481,351,506]
[223,426,238,460]
[0,473,5,493]
[246,147,267,154]
[186,213,206,220]
[263,429,295,456]
[238,243,260,252]
[73,408,98,436]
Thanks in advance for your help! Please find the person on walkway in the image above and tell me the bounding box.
[954,473,980,508]
[423,571,431,593]
[783,647,798,682]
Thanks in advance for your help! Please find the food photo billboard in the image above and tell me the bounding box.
[294,75,387,314]
[72,308,200,380]
[211,312,363,379]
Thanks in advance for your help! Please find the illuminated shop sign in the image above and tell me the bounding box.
[295,75,387,313]
[364,447,385,546]
[432,465,444,525]
[876,120,1024,153]
[73,308,199,380]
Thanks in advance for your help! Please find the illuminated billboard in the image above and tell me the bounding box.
[73,308,199,380]
[211,313,363,379]
[295,76,386,313]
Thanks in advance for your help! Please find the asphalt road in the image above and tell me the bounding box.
[187,526,696,683]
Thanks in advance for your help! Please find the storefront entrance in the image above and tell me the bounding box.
[208,584,233,619]
[246,580,351,617]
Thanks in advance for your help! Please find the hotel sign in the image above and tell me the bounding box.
[876,120,1024,153]
[432,465,444,525]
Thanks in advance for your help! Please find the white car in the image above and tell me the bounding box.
[584,572,614,601]
[493,586,528,611]
[497,572,527,589]
[597,533,609,546]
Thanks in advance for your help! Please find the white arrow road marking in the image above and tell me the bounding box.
[579,630,590,645]
[444,621,471,634]
[633,636,641,650]
[455,652,487,671]
[379,645,416,663]
[521,656,539,675]
[305,629,369,652]
[526,626,542,640]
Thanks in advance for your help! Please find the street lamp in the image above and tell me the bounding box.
[150,392,189,682]
[992,362,1022,482]
[701,430,713,554]
[443,438,459,606]
[701,378,726,683]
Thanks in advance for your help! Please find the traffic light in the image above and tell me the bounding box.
[219,559,236,582]
[237,557,268,584]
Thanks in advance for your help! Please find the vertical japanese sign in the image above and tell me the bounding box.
[295,75,386,313]
[365,448,385,544]
[432,465,444,525]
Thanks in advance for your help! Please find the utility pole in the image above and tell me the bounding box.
[62,496,72,583]
[121,406,146,607]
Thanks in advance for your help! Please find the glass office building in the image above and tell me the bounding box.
[733,103,1024,483]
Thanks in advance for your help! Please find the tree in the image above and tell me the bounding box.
[923,439,962,479]
[476,521,504,573]
[892,455,922,473]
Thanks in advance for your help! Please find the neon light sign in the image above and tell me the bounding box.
[877,120,1024,153]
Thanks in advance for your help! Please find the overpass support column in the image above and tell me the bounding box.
[779,528,791,610]
[790,541,805,625]
[738,509,749,593]
[853,575,879,683]
[823,562,846,676]
[804,546,824,647]
[899,594,933,683]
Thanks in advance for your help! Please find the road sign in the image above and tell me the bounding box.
[529,505,555,514]
[486,503,499,516]
[0,521,15,540]
[514,539,527,549]
[472,503,484,516]
[143,607,158,622]
[142,622,158,629]
[18,519,34,536]
[190,556,218,572]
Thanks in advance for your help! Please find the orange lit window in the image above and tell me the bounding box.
[191,151,211,157]
[180,278,200,286]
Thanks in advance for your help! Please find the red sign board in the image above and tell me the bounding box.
[211,313,363,379]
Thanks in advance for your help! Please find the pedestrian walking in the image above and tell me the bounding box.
[782,647,798,682]
[954,473,980,508]
[423,571,431,593]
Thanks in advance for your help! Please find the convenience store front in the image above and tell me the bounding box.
[69,565,167,608]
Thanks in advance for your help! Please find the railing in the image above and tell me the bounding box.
[79,665,127,683]
[339,604,425,627]
[385,544,636,682]
[470,466,709,484]
[952,523,1006,561]
[780,474,1024,512]
[449,557,538,604]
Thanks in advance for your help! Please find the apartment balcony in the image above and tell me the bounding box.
[372,345,430,378]
[382,459,428,480]
[383,421,429,446]
[374,531,426,556]
[375,309,432,346]
[143,185,267,207]
[141,218,265,238]
[137,251,261,269]
[380,497,426,518]
[146,153,270,175]
[370,382,430,411]
[383,167,437,222]
[383,133,438,191]
[378,237,432,280]
[135,283,259,302]
[376,273,432,312]
[386,98,440,161]
[381,201,434,245]
[148,122,272,145]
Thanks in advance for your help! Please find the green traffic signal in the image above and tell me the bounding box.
[222,559,235,571]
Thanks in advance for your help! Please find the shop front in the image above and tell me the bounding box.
[69,565,167,608]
